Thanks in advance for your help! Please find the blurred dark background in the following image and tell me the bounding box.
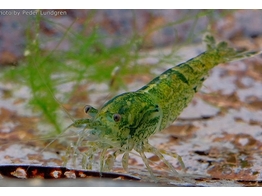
[1,9,262,66]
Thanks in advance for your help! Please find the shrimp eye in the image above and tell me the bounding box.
[84,105,92,113]
[84,105,98,118]
[113,114,121,122]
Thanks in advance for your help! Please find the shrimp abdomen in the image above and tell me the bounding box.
[138,35,260,130]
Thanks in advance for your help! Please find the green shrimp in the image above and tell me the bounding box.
[65,35,260,179]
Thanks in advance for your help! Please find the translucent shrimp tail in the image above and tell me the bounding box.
[204,34,261,64]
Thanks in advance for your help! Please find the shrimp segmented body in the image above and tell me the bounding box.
[65,35,260,179]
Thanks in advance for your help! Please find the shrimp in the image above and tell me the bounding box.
[63,35,260,180]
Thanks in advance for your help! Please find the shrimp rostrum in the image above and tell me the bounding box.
[66,35,260,179]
